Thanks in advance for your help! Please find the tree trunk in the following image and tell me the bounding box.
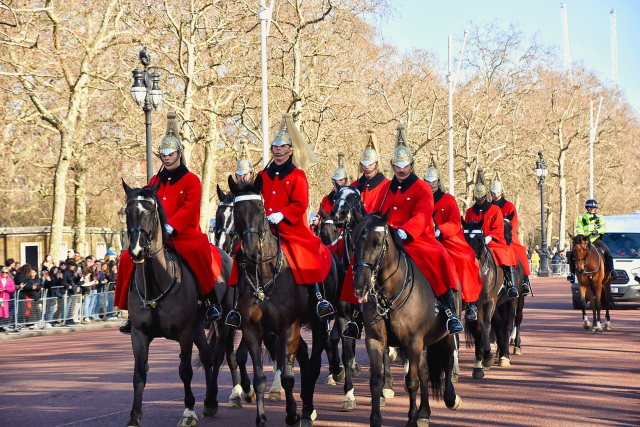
[48,134,72,257]
[546,207,554,251]
[74,164,87,256]
[200,112,218,233]
[558,149,567,250]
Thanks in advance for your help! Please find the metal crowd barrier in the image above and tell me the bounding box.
[0,282,122,332]
[528,260,570,277]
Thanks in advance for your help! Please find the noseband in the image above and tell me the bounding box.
[127,196,161,258]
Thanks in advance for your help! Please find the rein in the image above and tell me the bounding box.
[574,240,602,275]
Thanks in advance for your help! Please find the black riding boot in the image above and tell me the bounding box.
[225,285,241,329]
[504,266,519,300]
[465,301,478,321]
[567,251,575,282]
[342,304,363,339]
[119,318,132,335]
[603,252,617,278]
[439,289,463,335]
[310,282,335,320]
[204,288,223,322]
[521,276,531,296]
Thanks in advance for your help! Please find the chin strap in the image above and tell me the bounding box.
[272,146,293,157]
[394,165,413,178]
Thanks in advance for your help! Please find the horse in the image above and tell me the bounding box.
[121,180,232,427]
[228,174,342,427]
[214,184,238,255]
[351,212,462,427]
[568,234,612,333]
[461,217,526,375]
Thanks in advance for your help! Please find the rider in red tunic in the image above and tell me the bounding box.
[490,170,531,296]
[464,168,519,300]
[318,152,350,257]
[424,152,482,321]
[350,129,390,213]
[116,112,223,334]
[225,114,334,328]
[343,124,463,338]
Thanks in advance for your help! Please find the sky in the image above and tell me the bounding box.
[379,0,640,113]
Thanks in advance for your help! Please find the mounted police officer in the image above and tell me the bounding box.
[465,168,519,300]
[116,112,223,334]
[567,199,617,282]
[490,169,532,296]
[226,114,335,328]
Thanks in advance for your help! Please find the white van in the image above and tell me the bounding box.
[571,211,640,307]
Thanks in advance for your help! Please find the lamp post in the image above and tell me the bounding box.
[130,49,163,182]
[535,151,550,277]
[118,205,127,250]
[258,1,274,167]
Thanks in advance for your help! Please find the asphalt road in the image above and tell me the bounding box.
[1,277,639,427]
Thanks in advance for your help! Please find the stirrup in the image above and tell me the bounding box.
[507,286,519,300]
[206,304,223,321]
[225,309,241,329]
[342,319,361,340]
[119,318,132,335]
[316,299,335,320]
[445,316,463,335]
[567,274,575,283]
[521,283,531,296]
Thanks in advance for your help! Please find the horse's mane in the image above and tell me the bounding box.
[353,213,408,255]
[130,186,168,245]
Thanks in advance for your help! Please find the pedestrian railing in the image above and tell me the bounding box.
[0,282,122,332]
[529,260,570,277]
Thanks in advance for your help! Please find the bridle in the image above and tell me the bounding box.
[353,220,412,318]
[215,201,238,252]
[127,196,162,258]
[332,188,363,263]
[573,238,602,275]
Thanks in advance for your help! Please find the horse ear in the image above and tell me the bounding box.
[381,209,390,223]
[228,175,239,195]
[216,184,226,202]
[252,173,264,193]
[122,178,133,196]
[568,232,574,240]
[149,180,161,197]
[507,212,515,221]
[461,218,467,228]
[319,205,329,219]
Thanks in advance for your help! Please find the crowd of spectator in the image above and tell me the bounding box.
[0,248,120,333]
[526,245,569,275]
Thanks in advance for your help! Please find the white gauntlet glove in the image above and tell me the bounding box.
[397,229,408,240]
[267,212,284,224]
[164,224,174,235]
[435,229,442,239]
[484,236,492,244]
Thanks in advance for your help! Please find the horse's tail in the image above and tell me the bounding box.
[193,324,219,369]
[427,339,449,400]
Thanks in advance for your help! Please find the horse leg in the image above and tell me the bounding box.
[225,331,243,408]
[265,332,284,402]
[602,284,612,330]
[470,319,485,379]
[417,353,431,425]
[299,323,328,426]
[127,329,152,427]
[244,326,267,427]
[235,339,254,402]
[580,286,591,329]
[382,346,395,399]
[404,340,423,427]
[440,336,462,411]
[513,296,524,355]
[194,324,218,418]
[482,298,496,369]
[281,321,302,427]
[325,320,343,385]
[594,283,603,334]
[339,314,357,411]
[177,333,198,427]
[367,337,386,427]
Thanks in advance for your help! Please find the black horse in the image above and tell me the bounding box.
[228,174,342,427]
[352,212,461,427]
[461,217,525,375]
[121,181,232,427]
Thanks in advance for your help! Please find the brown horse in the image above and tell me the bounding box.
[569,234,612,333]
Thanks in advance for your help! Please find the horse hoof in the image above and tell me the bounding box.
[417,418,430,427]
[594,327,603,334]
[301,418,313,427]
[514,347,522,356]
[489,342,496,351]
[202,405,219,418]
[353,363,362,377]
[583,322,591,330]
[325,374,338,386]
[177,416,198,427]
[285,414,301,427]
[244,386,257,403]
[269,390,282,402]
[446,395,462,411]
[452,373,459,383]
[605,323,612,331]
[341,399,356,411]
[482,357,494,369]
[228,395,242,409]
[333,368,345,383]
[472,368,485,379]
[499,357,510,367]
[382,388,395,399]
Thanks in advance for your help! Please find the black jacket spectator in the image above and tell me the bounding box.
[62,265,80,295]
[20,277,41,301]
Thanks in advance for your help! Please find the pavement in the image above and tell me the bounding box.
[0,318,121,341]
[0,277,639,427]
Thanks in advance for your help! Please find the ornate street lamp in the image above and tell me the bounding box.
[130,49,162,182]
[118,205,128,250]
[535,151,550,277]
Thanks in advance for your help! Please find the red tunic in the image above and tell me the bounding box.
[464,202,517,267]
[351,172,391,213]
[229,159,332,286]
[318,192,344,258]
[494,199,531,275]
[114,166,222,310]
[340,174,458,304]
[434,191,483,302]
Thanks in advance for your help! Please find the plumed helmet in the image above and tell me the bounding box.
[473,167,488,199]
[158,111,182,156]
[235,139,254,177]
[332,152,349,182]
[359,129,381,167]
[585,199,598,209]
[423,150,446,192]
[271,113,319,169]
[490,167,503,194]
[390,123,412,168]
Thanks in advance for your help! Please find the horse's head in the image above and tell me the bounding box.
[331,185,362,227]
[570,233,592,274]
[461,217,485,260]
[215,184,236,255]
[228,174,266,264]
[122,179,166,263]
[318,205,341,247]
[351,210,398,303]
[503,211,514,245]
